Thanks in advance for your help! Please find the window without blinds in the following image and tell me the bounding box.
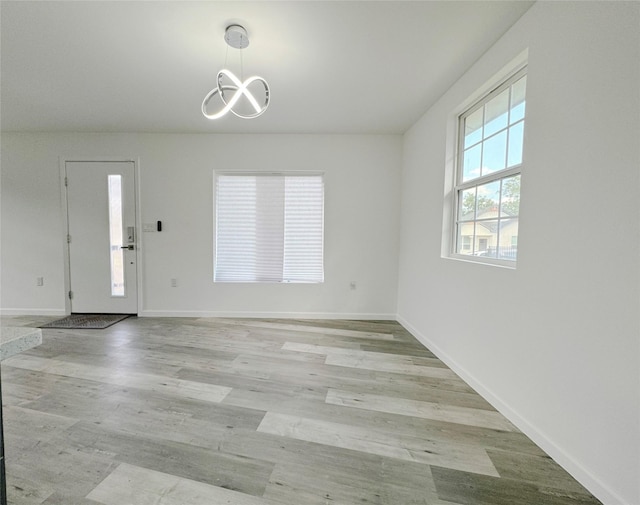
[453,67,526,264]
[214,173,324,283]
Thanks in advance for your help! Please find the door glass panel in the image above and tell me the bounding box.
[107,175,125,297]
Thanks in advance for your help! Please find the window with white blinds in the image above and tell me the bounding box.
[214,172,324,283]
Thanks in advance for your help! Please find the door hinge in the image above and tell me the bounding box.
[67,234,71,243]
[64,176,68,187]
[68,290,73,300]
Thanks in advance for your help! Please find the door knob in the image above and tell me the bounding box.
[121,245,135,250]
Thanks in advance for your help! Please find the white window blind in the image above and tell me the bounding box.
[214,173,324,283]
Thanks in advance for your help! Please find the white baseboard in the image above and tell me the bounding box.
[1,308,396,321]
[1,308,67,316]
[396,314,629,505]
[139,310,397,320]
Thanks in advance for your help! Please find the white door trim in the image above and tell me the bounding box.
[59,157,143,315]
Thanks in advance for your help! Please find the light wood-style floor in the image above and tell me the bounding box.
[1,316,602,505]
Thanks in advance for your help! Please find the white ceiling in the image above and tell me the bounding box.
[0,1,533,134]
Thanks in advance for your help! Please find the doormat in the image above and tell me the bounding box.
[40,314,132,329]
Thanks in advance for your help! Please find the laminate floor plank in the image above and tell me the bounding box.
[325,388,517,431]
[180,363,492,411]
[223,387,544,458]
[176,367,328,404]
[15,380,142,424]
[51,346,235,377]
[431,466,603,505]
[61,421,274,496]
[90,403,250,451]
[0,317,603,505]
[236,428,446,505]
[2,406,76,441]
[39,493,104,505]
[0,368,55,406]
[282,342,447,368]
[86,462,272,505]
[257,412,501,477]
[5,436,118,503]
[486,449,596,496]
[264,462,444,505]
[229,353,476,399]
[229,353,381,382]
[193,318,397,341]
[220,428,436,488]
[5,354,232,403]
[3,467,55,505]
[325,353,460,380]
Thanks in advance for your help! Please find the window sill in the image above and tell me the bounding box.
[444,253,517,269]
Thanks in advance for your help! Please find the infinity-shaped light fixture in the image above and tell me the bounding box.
[202,25,270,120]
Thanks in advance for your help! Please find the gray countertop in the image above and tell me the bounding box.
[0,327,42,361]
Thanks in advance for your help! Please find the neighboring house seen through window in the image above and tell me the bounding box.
[453,67,526,264]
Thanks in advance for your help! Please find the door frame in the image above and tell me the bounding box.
[59,157,143,315]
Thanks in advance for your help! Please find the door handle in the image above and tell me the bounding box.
[121,245,135,250]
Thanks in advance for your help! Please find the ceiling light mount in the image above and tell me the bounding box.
[202,23,270,121]
[224,24,249,49]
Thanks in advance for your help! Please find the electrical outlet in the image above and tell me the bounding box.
[36,277,44,287]
[171,278,177,287]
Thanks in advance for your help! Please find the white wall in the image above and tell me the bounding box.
[1,133,402,318]
[397,2,639,505]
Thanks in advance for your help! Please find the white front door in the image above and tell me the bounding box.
[66,161,138,314]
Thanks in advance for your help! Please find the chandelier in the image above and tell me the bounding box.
[202,25,270,120]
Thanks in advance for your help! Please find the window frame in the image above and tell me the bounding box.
[450,66,527,268]
[213,170,325,284]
